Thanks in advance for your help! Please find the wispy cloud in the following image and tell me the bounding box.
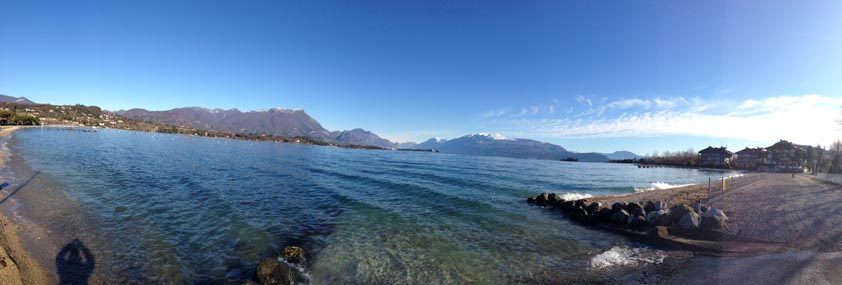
[482,94,842,146]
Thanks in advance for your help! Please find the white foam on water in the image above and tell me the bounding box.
[559,192,593,201]
[590,246,667,270]
[634,182,694,193]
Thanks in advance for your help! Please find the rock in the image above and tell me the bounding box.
[644,201,655,212]
[585,202,603,215]
[670,204,695,220]
[627,208,646,225]
[526,197,536,203]
[645,210,667,225]
[569,206,588,222]
[630,207,646,218]
[548,193,559,203]
[611,202,627,213]
[654,200,668,211]
[280,246,305,264]
[657,213,675,226]
[628,215,647,228]
[255,258,292,285]
[611,209,629,225]
[701,215,727,229]
[559,201,575,212]
[626,202,642,213]
[536,193,549,206]
[692,203,709,215]
[596,208,613,222]
[574,199,589,209]
[678,212,700,229]
[701,208,728,229]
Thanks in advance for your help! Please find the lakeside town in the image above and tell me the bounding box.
[619,139,830,174]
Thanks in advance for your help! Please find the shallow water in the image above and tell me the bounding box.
[2,128,739,283]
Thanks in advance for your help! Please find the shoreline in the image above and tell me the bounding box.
[0,126,51,284]
[528,173,842,283]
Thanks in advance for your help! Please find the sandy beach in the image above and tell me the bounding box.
[0,126,50,285]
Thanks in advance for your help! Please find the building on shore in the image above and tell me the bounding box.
[765,139,805,173]
[734,147,767,170]
[698,146,733,168]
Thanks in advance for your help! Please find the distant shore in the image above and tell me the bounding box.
[0,126,50,285]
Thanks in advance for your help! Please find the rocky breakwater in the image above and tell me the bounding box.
[526,192,729,234]
[244,245,308,285]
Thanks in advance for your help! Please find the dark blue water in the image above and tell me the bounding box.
[2,128,738,284]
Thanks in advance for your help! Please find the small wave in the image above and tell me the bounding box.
[558,192,593,201]
[634,182,693,193]
[590,246,666,270]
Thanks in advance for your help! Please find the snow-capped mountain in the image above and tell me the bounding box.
[407,132,612,162]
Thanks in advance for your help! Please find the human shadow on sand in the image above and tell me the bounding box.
[56,239,95,285]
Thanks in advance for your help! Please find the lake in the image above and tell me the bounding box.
[1,128,739,284]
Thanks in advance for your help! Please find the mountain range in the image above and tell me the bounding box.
[408,133,630,162]
[0,94,36,104]
[116,107,398,148]
[0,94,641,162]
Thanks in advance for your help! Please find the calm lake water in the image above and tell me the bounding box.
[1,128,739,284]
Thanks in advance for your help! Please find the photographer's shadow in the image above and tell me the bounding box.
[56,239,95,285]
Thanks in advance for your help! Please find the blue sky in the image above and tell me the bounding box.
[1,0,841,154]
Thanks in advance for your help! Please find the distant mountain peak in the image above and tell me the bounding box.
[0,94,36,104]
[464,132,513,141]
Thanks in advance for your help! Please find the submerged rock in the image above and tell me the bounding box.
[255,258,293,285]
[678,212,701,229]
[526,197,535,203]
[280,246,305,264]
[611,209,630,225]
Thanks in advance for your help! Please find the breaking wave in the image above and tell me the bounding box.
[590,246,667,270]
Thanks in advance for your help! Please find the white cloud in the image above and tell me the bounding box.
[486,94,842,147]
[608,98,652,109]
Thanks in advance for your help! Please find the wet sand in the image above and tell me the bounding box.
[0,126,51,285]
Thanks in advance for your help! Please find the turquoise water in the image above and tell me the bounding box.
[2,128,738,284]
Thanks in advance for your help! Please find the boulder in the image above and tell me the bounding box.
[548,193,559,203]
[255,258,292,285]
[628,215,647,228]
[644,201,655,212]
[626,202,642,213]
[657,213,675,226]
[574,199,589,209]
[596,208,613,222]
[280,246,305,264]
[670,204,695,220]
[630,207,646,218]
[654,201,668,211]
[536,193,549,206]
[526,197,536,203]
[611,202,627,213]
[677,212,700,229]
[611,209,630,225]
[585,202,603,215]
[701,208,728,229]
[645,210,667,225]
[569,206,588,222]
[559,201,575,212]
[692,203,709,215]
